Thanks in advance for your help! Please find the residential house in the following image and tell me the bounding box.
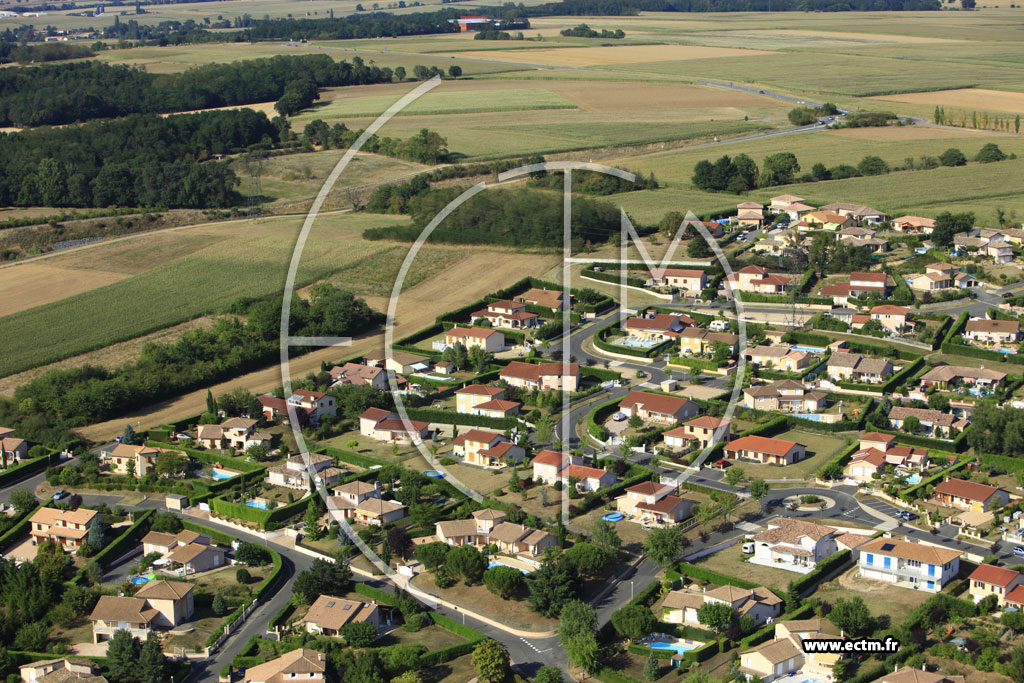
[240,649,326,683]
[500,361,580,392]
[742,381,828,415]
[267,452,342,490]
[871,305,911,333]
[618,391,699,425]
[90,580,194,642]
[452,429,524,469]
[769,194,805,211]
[906,271,953,291]
[677,328,739,357]
[965,319,1020,346]
[19,657,107,683]
[724,435,806,465]
[454,384,521,417]
[968,564,1024,607]
[846,236,890,253]
[328,362,388,390]
[198,418,271,451]
[327,481,392,522]
[888,406,964,437]
[285,389,336,426]
[740,619,846,683]
[663,585,782,628]
[868,668,965,683]
[302,595,382,637]
[358,408,430,444]
[752,230,803,258]
[770,195,815,222]
[29,507,98,550]
[837,226,876,241]
[615,481,695,524]
[651,268,708,293]
[845,442,929,483]
[920,365,1006,390]
[515,288,568,311]
[986,240,1015,264]
[141,529,210,557]
[725,265,792,295]
[436,509,556,556]
[530,449,615,491]
[364,349,432,375]
[624,313,690,342]
[826,353,893,384]
[736,201,764,228]
[746,345,812,372]
[849,272,889,298]
[100,443,160,477]
[892,216,936,234]
[954,272,978,289]
[933,478,1008,513]
[750,518,839,574]
[820,202,888,224]
[800,210,855,231]
[0,431,27,467]
[444,326,505,353]
[167,542,226,575]
[470,300,540,329]
[663,417,731,450]
[353,497,408,526]
[858,536,961,592]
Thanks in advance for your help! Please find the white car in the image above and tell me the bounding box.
[741,542,754,554]
[613,412,628,422]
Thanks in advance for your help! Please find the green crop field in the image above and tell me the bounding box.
[292,88,578,120]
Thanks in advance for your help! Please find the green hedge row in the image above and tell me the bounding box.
[396,323,446,348]
[587,398,622,441]
[315,446,387,469]
[580,366,622,382]
[668,356,722,371]
[354,582,397,605]
[739,603,815,649]
[817,442,860,480]
[182,519,235,546]
[837,356,925,395]
[0,497,50,554]
[940,340,1024,365]
[675,562,758,590]
[902,458,971,500]
[266,495,310,528]
[582,267,646,288]
[874,426,970,453]
[595,668,645,683]
[254,547,284,601]
[211,497,272,526]
[403,408,520,431]
[593,319,674,359]
[145,440,265,473]
[0,454,54,489]
[417,612,487,668]
[71,508,154,584]
[979,452,1024,474]
[843,339,922,363]
[790,549,851,597]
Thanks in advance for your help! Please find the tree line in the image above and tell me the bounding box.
[0,109,279,208]
[2,284,382,445]
[527,168,658,195]
[0,54,395,127]
[515,0,940,15]
[363,186,621,249]
[560,22,625,37]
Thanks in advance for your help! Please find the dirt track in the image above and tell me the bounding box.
[75,250,561,442]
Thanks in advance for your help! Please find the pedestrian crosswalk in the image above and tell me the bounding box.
[519,637,552,654]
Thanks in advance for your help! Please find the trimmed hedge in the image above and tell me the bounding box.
[182,519,235,546]
[593,318,674,359]
[669,356,722,372]
[581,366,623,382]
[980,452,1024,474]
[902,458,971,500]
[675,562,758,590]
[266,495,310,527]
[0,453,54,488]
[582,267,646,288]
[739,603,815,649]
[417,612,487,668]
[403,407,520,431]
[940,340,1024,365]
[837,356,925,395]
[817,442,860,480]
[790,550,851,597]
[587,397,621,441]
[315,446,387,469]
[0,497,51,554]
[211,496,272,526]
[875,426,970,453]
[71,508,154,584]
[595,669,645,683]
[354,582,397,605]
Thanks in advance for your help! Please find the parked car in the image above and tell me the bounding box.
[53,490,69,501]
[613,412,628,422]
[741,542,754,554]
[1015,546,1024,557]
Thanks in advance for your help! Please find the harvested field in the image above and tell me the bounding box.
[293,88,578,120]
[870,88,1024,113]
[826,125,994,141]
[161,100,279,118]
[0,263,129,317]
[446,44,775,67]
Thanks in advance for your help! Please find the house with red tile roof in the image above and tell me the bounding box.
[328,362,388,391]
[452,429,524,469]
[724,435,806,466]
[933,478,1008,513]
[530,449,615,492]
[623,313,689,342]
[470,301,540,330]
[870,305,912,333]
[968,563,1024,607]
[615,481,694,524]
[725,265,792,295]
[619,391,699,425]
[500,361,579,392]
[663,416,731,450]
[358,408,430,444]
[444,326,505,353]
[649,268,708,293]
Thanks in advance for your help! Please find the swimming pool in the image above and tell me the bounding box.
[792,413,824,422]
[619,337,660,348]
[602,512,625,522]
[905,474,922,485]
[210,469,239,481]
[246,500,269,510]
[130,576,150,585]
[424,470,445,479]
[648,641,699,655]
[792,344,826,353]
[488,560,533,574]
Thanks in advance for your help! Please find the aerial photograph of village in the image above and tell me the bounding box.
[3,0,1024,682]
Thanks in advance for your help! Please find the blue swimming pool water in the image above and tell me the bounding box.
[488,560,532,574]
[130,576,150,585]
[648,642,698,654]
[621,338,660,348]
[602,512,625,522]
[792,344,826,353]
[905,474,922,485]
[246,500,269,510]
[792,413,824,422]
[210,470,236,480]
[424,470,445,479]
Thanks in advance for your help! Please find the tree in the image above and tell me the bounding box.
[749,478,769,501]
[386,526,413,560]
[758,152,800,187]
[442,342,469,371]
[343,620,378,647]
[414,541,449,571]
[137,633,167,683]
[106,630,140,683]
[939,147,967,167]
[644,652,660,681]
[828,596,872,636]
[643,526,685,568]
[121,424,139,445]
[448,65,462,78]
[468,346,492,373]
[724,467,745,486]
[590,519,622,558]
[697,601,734,633]
[628,415,643,430]
[87,520,105,549]
[526,557,580,617]
[788,107,816,126]
[10,488,37,515]
[857,155,889,176]
[304,498,321,540]
[212,593,228,616]
[346,651,386,683]
[484,565,525,599]
[60,465,82,486]
[559,600,601,673]
[447,544,488,585]
[932,211,975,247]
[611,603,657,641]
[534,666,564,683]
[563,541,607,578]
[509,468,523,493]
[394,66,406,81]
[1010,645,1024,683]
[687,233,712,258]
[154,450,188,478]
[236,567,251,584]
[206,389,217,415]
[903,415,921,433]
[293,557,353,604]
[976,143,1007,163]
[473,639,512,683]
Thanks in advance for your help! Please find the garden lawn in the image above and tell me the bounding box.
[813,566,936,629]
[732,429,848,481]
[420,652,477,683]
[688,542,795,593]
[193,564,272,595]
[409,572,558,632]
[372,624,467,650]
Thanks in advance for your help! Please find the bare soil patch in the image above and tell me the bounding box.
[0,263,129,317]
[869,88,1024,113]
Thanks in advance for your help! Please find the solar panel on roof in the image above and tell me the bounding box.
[880,543,895,551]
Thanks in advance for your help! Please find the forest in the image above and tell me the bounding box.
[362,186,621,248]
[0,54,395,127]
[527,168,658,195]
[0,109,279,208]
[2,285,383,444]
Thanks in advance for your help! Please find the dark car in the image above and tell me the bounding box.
[53,490,69,501]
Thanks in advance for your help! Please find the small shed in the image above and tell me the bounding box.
[165,494,187,511]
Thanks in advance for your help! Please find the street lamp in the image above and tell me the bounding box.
[630,581,634,599]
